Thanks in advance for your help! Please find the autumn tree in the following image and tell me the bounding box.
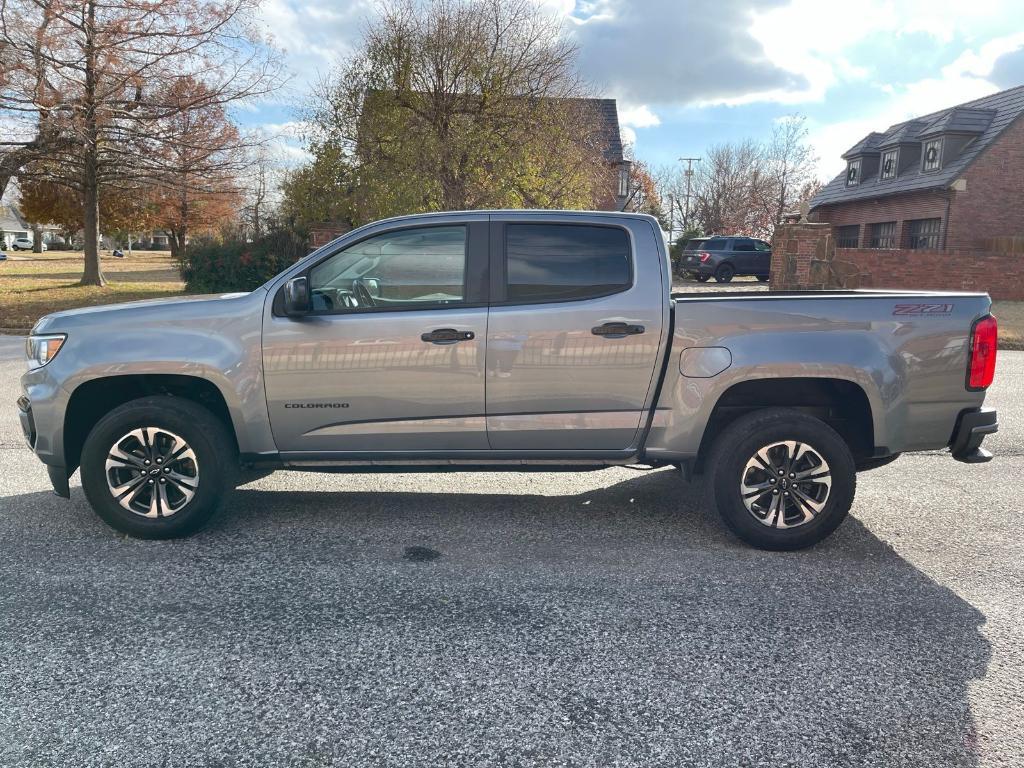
[0,0,283,285]
[621,160,666,225]
[146,80,247,261]
[301,0,610,224]
[18,175,156,245]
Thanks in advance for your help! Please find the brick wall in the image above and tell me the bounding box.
[948,114,1024,249]
[811,189,948,248]
[831,247,1024,300]
[770,222,1024,300]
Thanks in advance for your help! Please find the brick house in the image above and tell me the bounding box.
[809,84,1024,250]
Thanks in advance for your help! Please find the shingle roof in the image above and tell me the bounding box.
[811,84,1024,209]
[841,132,886,158]
[573,98,624,164]
[0,203,28,233]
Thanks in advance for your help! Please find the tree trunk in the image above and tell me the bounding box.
[80,146,105,285]
[79,0,106,287]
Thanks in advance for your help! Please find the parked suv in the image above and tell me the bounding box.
[681,236,770,282]
[10,237,46,252]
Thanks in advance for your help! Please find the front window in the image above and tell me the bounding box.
[505,224,631,303]
[923,139,942,172]
[618,167,629,198]
[908,218,942,250]
[880,149,898,180]
[835,225,860,248]
[309,225,466,312]
[846,159,861,186]
[868,221,897,249]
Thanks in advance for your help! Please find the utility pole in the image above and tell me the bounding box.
[679,156,701,235]
[668,193,675,244]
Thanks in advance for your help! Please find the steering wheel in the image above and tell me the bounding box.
[353,279,376,308]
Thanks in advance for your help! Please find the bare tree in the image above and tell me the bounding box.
[0,0,284,285]
[654,116,820,240]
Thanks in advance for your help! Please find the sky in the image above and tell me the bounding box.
[245,0,1024,184]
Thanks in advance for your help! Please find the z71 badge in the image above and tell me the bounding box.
[893,303,954,316]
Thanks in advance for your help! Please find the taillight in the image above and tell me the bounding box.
[699,252,711,263]
[967,314,997,390]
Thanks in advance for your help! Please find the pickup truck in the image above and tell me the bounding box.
[17,211,999,550]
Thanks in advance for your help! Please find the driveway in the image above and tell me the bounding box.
[1,339,1022,766]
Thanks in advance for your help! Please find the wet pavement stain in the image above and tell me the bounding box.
[403,546,442,563]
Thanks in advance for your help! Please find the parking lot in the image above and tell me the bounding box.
[1,340,1022,767]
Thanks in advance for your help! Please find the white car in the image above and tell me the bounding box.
[11,237,46,251]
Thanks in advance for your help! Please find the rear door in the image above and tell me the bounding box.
[731,238,758,273]
[485,215,666,452]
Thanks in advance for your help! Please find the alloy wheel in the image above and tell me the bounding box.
[739,440,832,529]
[104,427,200,518]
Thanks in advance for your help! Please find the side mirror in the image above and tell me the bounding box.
[283,276,311,317]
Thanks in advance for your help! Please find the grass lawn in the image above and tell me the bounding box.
[993,300,1024,350]
[0,250,185,331]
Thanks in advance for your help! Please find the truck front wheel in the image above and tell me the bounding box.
[80,396,236,539]
[708,408,856,550]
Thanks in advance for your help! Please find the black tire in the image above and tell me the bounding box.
[80,396,236,539]
[708,408,856,550]
[714,264,735,283]
[695,274,711,283]
[855,453,901,472]
[756,274,769,282]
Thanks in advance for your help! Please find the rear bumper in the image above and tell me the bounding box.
[950,407,998,463]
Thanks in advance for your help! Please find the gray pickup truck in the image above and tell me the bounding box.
[18,211,999,549]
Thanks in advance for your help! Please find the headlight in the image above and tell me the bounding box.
[25,334,66,369]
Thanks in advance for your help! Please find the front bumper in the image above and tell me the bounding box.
[18,390,70,498]
[950,407,998,463]
[17,395,35,448]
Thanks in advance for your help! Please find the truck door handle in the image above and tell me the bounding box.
[592,322,645,338]
[421,328,475,344]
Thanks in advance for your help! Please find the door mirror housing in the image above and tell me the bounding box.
[283,276,311,317]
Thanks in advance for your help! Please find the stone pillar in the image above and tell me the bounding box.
[770,221,867,290]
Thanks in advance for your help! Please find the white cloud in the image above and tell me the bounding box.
[619,104,660,128]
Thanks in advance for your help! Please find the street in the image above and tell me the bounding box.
[1,340,1022,767]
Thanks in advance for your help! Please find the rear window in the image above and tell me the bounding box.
[505,224,631,303]
[683,238,708,252]
[733,240,756,251]
[703,238,729,251]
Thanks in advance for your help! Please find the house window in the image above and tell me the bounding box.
[618,167,629,198]
[835,225,860,248]
[880,149,898,180]
[846,159,861,186]
[868,221,897,249]
[922,139,942,172]
[908,218,942,250]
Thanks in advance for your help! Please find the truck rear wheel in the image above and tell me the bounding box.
[708,408,856,550]
[80,396,236,539]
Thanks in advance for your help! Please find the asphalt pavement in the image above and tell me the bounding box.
[0,338,1022,767]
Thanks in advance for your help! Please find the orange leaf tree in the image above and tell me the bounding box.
[0,0,283,285]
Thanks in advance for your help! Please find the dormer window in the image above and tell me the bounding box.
[880,149,898,180]
[922,139,942,172]
[846,159,861,186]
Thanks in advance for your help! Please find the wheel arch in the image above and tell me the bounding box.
[694,376,877,472]
[63,374,239,474]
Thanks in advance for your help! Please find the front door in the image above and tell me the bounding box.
[485,216,666,452]
[263,220,489,453]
